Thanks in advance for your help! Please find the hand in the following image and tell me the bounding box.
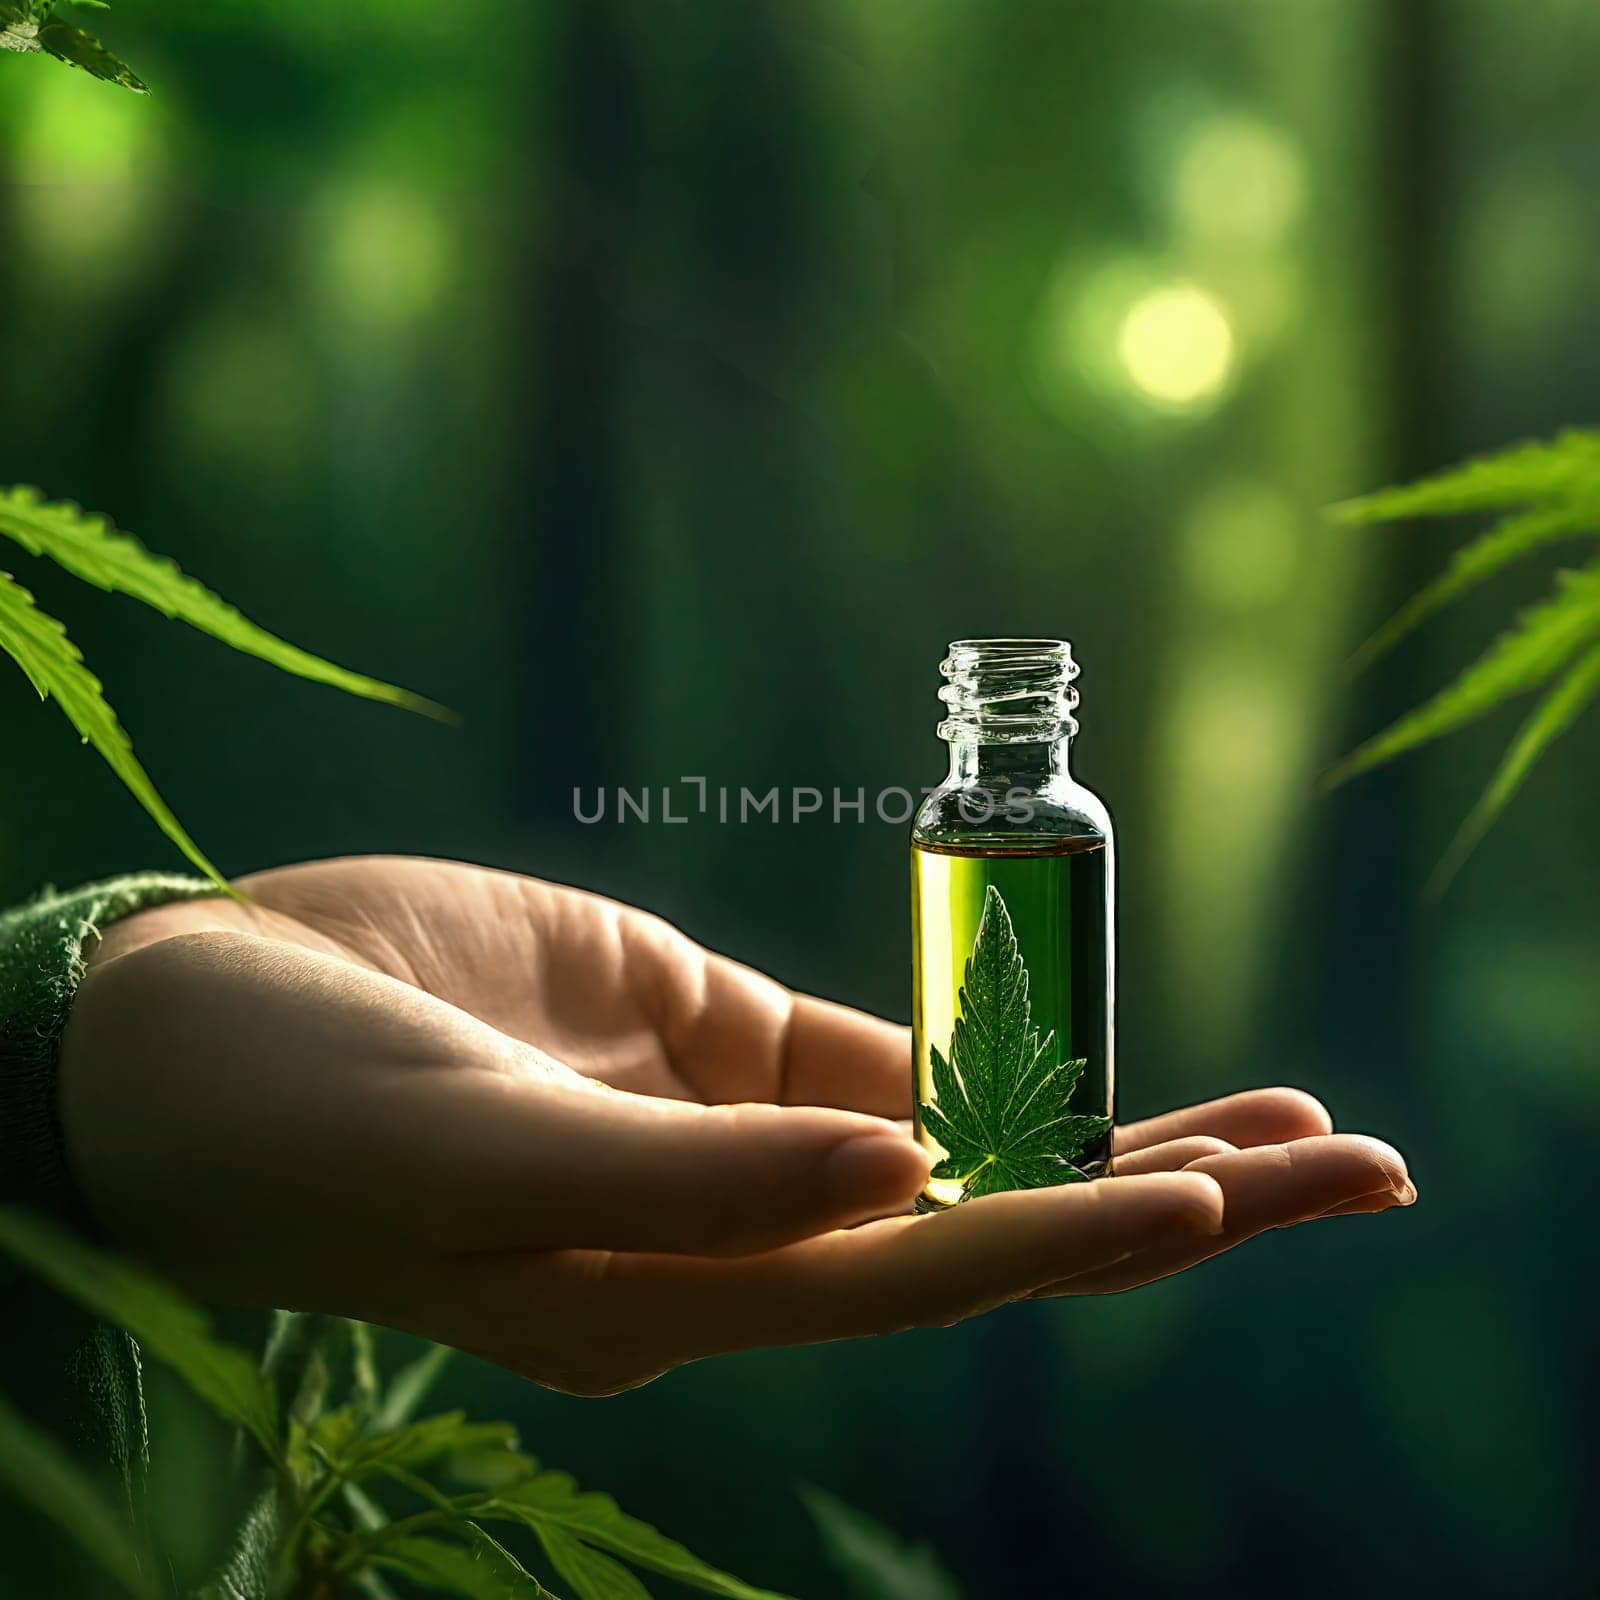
[60,856,1415,1395]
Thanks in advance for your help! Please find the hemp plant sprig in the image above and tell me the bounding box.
[1325,429,1600,892]
[0,488,450,890]
[0,0,147,93]
[0,1209,795,1600]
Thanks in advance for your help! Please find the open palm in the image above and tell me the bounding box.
[59,856,1414,1395]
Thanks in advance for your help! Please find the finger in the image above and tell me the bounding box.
[779,997,911,1118]
[1315,1184,1418,1219]
[1115,1087,1332,1155]
[806,1130,1235,1219]
[1035,1134,1413,1297]
[497,1172,1227,1368]
[1112,1135,1236,1175]
[425,1072,934,1257]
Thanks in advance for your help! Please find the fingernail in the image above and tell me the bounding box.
[824,1133,929,1203]
[1392,1181,1418,1207]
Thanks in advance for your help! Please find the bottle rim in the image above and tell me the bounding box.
[938,637,1080,744]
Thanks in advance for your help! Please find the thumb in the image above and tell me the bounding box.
[428,1074,932,1256]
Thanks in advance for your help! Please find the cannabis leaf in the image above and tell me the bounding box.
[371,1529,560,1600]
[0,488,450,720]
[0,0,146,92]
[919,885,1109,1199]
[0,569,225,886]
[1328,430,1600,888]
[483,1472,794,1600]
[0,488,448,888]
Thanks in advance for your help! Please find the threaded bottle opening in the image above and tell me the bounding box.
[937,637,1079,744]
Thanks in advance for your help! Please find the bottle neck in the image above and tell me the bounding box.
[944,735,1074,787]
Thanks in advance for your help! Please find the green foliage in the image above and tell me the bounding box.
[1330,430,1600,524]
[0,571,225,885]
[0,1208,278,1453]
[0,488,446,888]
[919,885,1110,1199]
[535,1531,651,1600]
[0,1209,794,1600]
[481,1474,792,1600]
[1329,431,1600,886]
[0,1389,161,1600]
[0,0,147,92]
[800,1487,962,1600]
[371,1531,559,1600]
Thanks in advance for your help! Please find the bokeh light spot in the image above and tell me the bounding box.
[1174,115,1305,246]
[1117,284,1234,410]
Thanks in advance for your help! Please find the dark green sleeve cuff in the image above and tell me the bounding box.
[0,874,217,1213]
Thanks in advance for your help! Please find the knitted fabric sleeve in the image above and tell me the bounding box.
[0,873,217,1214]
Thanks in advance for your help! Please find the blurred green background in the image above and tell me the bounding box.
[3,0,1598,1593]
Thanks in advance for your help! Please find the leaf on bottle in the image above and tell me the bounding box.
[918,886,1110,1200]
[1348,502,1600,673]
[35,14,146,91]
[1330,430,1600,523]
[799,1486,962,1600]
[1428,638,1600,894]
[485,1474,792,1600]
[0,569,228,886]
[1323,561,1600,790]
[0,1389,160,1600]
[536,1529,653,1600]
[0,1208,276,1452]
[370,1528,560,1599]
[0,486,449,720]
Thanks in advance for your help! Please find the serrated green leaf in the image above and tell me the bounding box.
[36,15,146,90]
[1323,562,1600,789]
[329,1411,520,1481]
[371,1529,559,1599]
[0,487,449,720]
[1426,639,1600,893]
[918,886,1110,1200]
[0,569,228,886]
[799,1486,962,1600]
[1349,502,1600,673]
[0,1388,160,1600]
[537,1530,652,1600]
[487,1475,791,1600]
[1331,430,1600,523]
[0,1208,277,1452]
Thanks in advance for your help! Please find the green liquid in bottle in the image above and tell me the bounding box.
[911,834,1113,1210]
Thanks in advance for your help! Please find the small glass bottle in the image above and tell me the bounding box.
[911,638,1115,1210]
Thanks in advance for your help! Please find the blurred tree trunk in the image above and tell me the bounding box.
[515,0,641,815]
[1322,0,1446,1065]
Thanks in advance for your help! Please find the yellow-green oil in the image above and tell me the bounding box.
[911,835,1113,1209]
